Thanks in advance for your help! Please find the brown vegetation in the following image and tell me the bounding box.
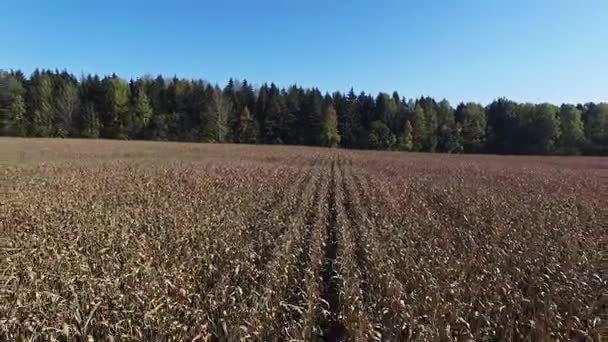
[0,138,606,341]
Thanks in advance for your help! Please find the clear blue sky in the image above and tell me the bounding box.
[2,0,607,105]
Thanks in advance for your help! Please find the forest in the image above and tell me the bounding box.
[0,69,606,155]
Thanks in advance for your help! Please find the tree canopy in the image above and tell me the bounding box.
[320,105,340,148]
[0,68,606,155]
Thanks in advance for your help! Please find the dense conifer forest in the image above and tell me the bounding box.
[1,69,606,155]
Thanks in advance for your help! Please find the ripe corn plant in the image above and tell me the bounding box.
[0,138,605,341]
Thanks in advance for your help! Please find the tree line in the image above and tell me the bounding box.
[0,69,606,155]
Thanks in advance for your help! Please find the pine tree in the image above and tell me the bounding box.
[320,105,340,147]
[284,86,302,144]
[0,68,604,156]
[345,89,364,148]
[237,80,256,116]
[223,79,240,142]
[300,88,323,145]
[250,84,266,141]
[168,79,194,141]
[263,84,287,144]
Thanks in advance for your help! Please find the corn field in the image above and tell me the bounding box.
[0,138,606,341]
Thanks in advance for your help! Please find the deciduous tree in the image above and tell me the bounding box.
[558,104,585,154]
[320,104,340,147]
[455,102,486,153]
[396,120,414,151]
[30,74,54,137]
[367,120,395,150]
[236,106,257,144]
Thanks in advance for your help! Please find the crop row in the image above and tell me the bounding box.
[1,140,605,340]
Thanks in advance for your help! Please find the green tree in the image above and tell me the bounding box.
[435,99,459,152]
[263,84,292,144]
[1,68,606,156]
[75,75,104,137]
[297,88,323,145]
[437,123,463,153]
[436,99,455,127]
[375,92,399,132]
[236,106,257,144]
[455,102,486,153]
[80,103,100,138]
[167,79,196,141]
[0,73,25,136]
[411,104,427,151]
[30,74,54,137]
[102,77,131,139]
[263,93,284,144]
[336,89,358,148]
[54,80,79,137]
[486,98,518,154]
[237,80,256,117]
[201,86,231,142]
[320,104,340,147]
[424,105,438,152]
[518,103,560,154]
[584,103,608,148]
[283,86,302,144]
[223,79,240,143]
[396,120,414,151]
[0,72,26,135]
[7,94,26,136]
[558,104,585,154]
[0,73,10,133]
[148,113,170,141]
[133,86,153,137]
[367,120,395,150]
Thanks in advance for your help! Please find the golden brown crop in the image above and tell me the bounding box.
[0,138,606,341]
